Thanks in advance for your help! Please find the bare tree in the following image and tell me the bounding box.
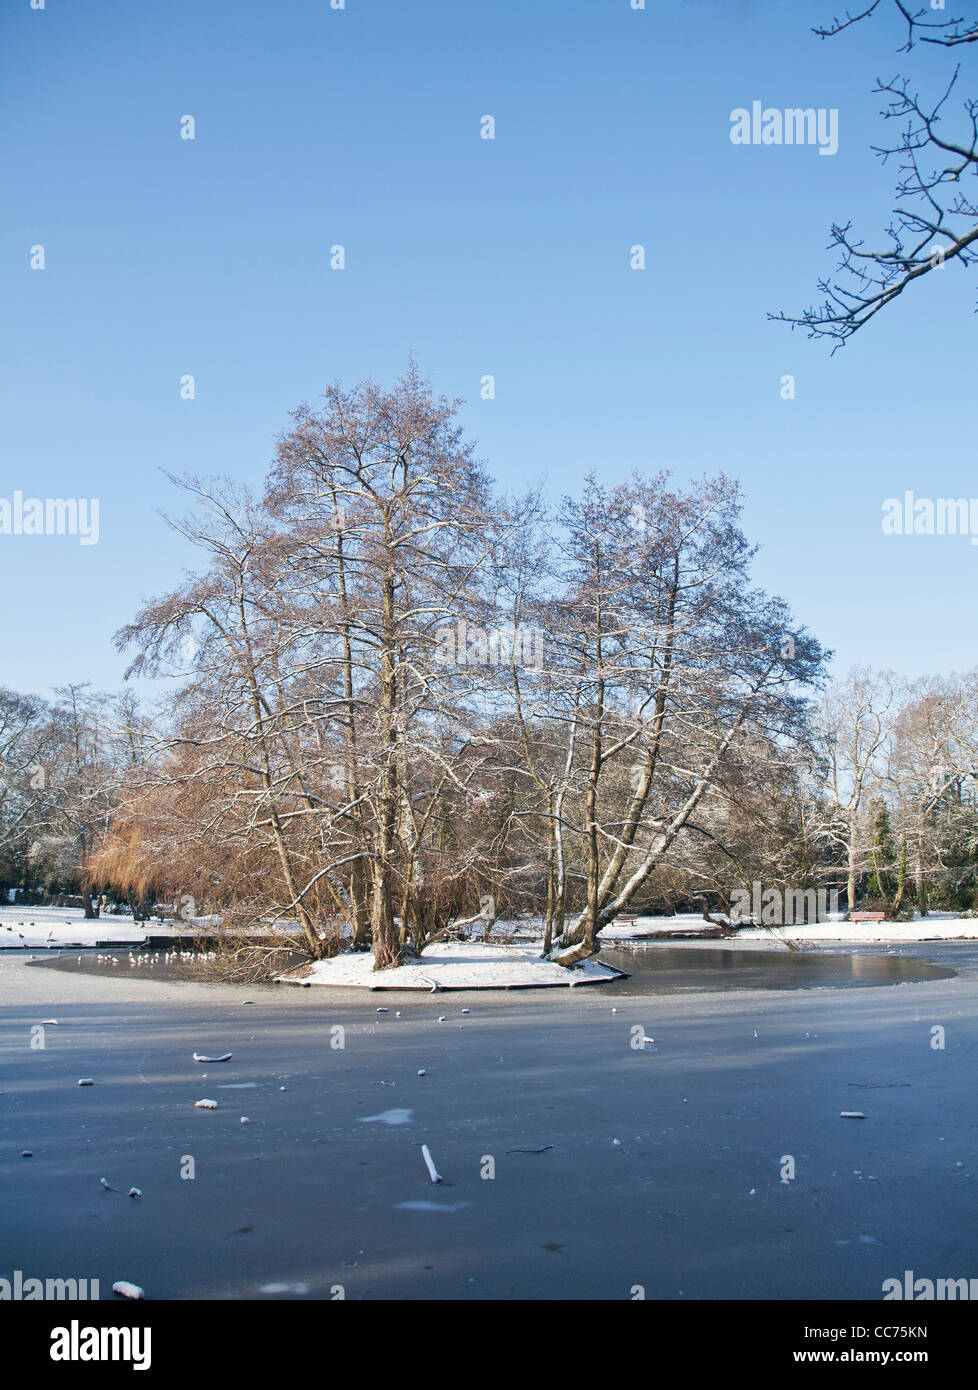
[888,673,977,913]
[532,473,827,960]
[817,667,901,911]
[266,365,515,968]
[0,687,52,889]
[772,2,978,347]
[116,366,516,970]
[0,684,151,914]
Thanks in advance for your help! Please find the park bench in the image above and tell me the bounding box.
[848,911,887,923]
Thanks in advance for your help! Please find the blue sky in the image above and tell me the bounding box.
[2,0,975,700]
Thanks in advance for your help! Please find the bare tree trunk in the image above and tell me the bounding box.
[372,565,401,970]
[333,488,369,950]
[915,817,927,916]
[891,833,907,915]
[542,788,557,956]
[847,822,858,917]
[236,592,323,958]
[582,550,605,956]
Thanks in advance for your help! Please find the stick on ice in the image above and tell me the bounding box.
[421,1144,443,1183]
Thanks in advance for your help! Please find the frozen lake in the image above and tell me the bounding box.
[2,942,976,1299]
[28,941,957,993]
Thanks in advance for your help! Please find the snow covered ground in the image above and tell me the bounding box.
[601,911,978,944]
[280,941,624,990]
[4,904,978,958]
[0,905,144,949]
[0,905,225,950]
